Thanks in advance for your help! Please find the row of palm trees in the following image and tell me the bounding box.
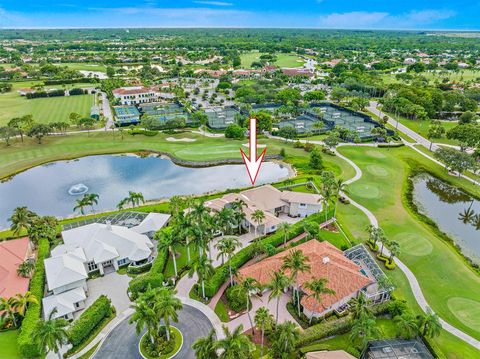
[193,307,300,359]
[73,191,146,215]
[366,224,401,264]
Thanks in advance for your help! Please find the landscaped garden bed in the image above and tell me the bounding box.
[139,326,183,359]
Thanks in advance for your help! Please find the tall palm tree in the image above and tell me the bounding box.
[388,240,400,264]
[189,201,212,256]
[239,277,260,333]
[127,191,145,207]
[231,199,246,234]
[349,314,381,350]
[304,278,336,324]
[9,207,36,235]
[270,321,299,357]
[169,195,185,217]
[73,196,89,215]
[215,236,242,286]
[192,329,218,359]
[217,325,254,359]
[189,255,214,300]
[267,271,291,325]
[394,311,420,339]
[84,193,99,213]
[156,229,180,277]
[32,310,69,359]
[11,291,38,317]
[116,197,128,210]
[332,178,348,217]
[282,250,311,317]
[129,299,158,344]
[215,207,235,235]
[251,209,265,237]
[17,260,35,278]
[278,222,291,246]
[419,307,442,338]
[156,288,183,341]
[378,232,390,256]
[350,292,372,320]
[254,307,274,358]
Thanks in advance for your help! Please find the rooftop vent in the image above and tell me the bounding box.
[323,256,330,264]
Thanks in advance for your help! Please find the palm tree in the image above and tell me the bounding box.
[129,299,158,345]
[11,291,38,317]
[239,277,260,333]
[9,207,37,235]
[278,222,291,246]
[349,314,381,350]
[459,201,476,224]
[320,185,335,222]
[304,278,335,323]
[189,201,212,256]
[350,292,372,320]
[84,193,99,213]
[192,329,218,359]
[32,310,69,359]
[217,325,254,359]
[116,197,128,210]
[282,250,311,317]
[365,225,383,250]
[17,260,35,278]
[378,232,389,256]
[215,207,235,235]
[0,297,18,327]
[394,311,420,339]
[267,271,291,325]
[419,307,442,338]
[388,240,400,264]
[189,255,214,300]
[73,196,89,215]
[156,288,183,341]
[231,199,246,234]
[332,178,348,217]
[215,236,242,286]
[251,209,265,237]
[270,321,299,357]
[254,307,274,358]
[156,229,180,277]
[127,191,145,207]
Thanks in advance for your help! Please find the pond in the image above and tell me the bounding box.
[412,174,480,262]
[0,154,290,229]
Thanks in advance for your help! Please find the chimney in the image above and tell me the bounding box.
[106,221,112,231]
[322,256,330,264]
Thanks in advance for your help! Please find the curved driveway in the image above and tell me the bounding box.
[94,305,214,359]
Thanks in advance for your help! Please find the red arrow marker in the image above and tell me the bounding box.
[240,118,267,186]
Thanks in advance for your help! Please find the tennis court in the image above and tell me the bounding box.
[206,106,240,129]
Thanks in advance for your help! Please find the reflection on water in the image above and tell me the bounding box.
[413,174,480,262]
[0,154,289,228]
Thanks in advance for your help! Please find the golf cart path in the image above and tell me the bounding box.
[334,148,480,350]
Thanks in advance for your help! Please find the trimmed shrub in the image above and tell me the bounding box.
[225,285,247,313]
[128,273,165,300]
[69,295,113,346]
[378,143,404,148]
[127,262,152,275]
[377,253,396,269]
[18,239,50,358]
[69,88,86,96]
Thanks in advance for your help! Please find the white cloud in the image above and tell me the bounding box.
[193,1,233,6]
[317,9,456,29]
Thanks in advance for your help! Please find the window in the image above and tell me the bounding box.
[299,203,307,208]
[87,261,98,272]
[118,258,129,266]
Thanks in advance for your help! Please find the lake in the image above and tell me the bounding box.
[0,154,290,229]
[412,174,480,262]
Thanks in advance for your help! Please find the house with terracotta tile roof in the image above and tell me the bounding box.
[0,237,34,299]
[205,185,322,236]
[237,240,380,319]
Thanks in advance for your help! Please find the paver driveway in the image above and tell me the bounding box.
[94,304,214,359]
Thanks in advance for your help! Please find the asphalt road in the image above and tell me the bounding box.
[94,304,214,359]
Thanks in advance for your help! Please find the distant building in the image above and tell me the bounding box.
[403,58,417,65]
[306,351,356,359]
[90,106,100,120]
[282,68,314,77]
[18,88,35,96]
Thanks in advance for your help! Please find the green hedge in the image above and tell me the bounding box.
[127,262,152,275]
[128,248,168,300]
[69,295,113,346]
[203,212,329,298]
[18,239,50,358]
[225,285,247,313]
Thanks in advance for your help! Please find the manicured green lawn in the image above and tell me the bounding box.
[164,243,199,278]
[0,93,94,125]
[337,145,480,347]
[214,299,230,323]
[54,62,107,72]
[0,330,21,359]
[239,51,304,68]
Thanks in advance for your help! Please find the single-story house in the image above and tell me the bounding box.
[0,237,34,299]
[237,240,373,319]
[42,287,87,320]
[205,185,322,235]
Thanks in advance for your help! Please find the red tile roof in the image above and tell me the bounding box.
[0,237,31,299]
[237,240,372,314]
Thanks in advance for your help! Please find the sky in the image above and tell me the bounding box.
[0,0,479,30]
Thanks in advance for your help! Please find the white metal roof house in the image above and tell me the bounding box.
[131,213,171,237]
[42,287,87,320]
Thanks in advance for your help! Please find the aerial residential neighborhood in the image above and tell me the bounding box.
[0,2,479,359]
